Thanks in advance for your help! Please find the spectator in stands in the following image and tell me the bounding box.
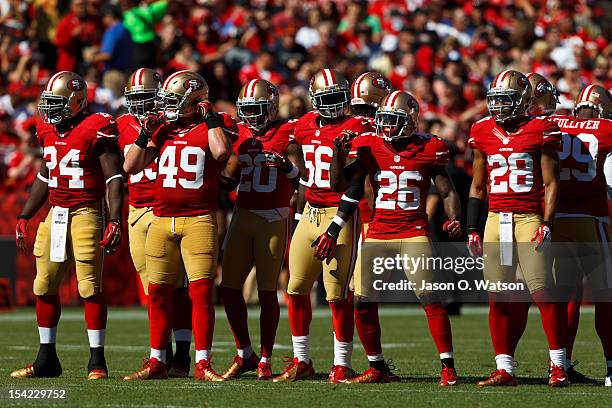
[122,0,168,68]
[54,0,101,72]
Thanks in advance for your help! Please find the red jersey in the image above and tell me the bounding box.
[151,114,238,217]
[291,111,373,207]
[117,114,157,208]
[550,115,612,218]
[37,113,118,209]
[468,116,561,214]
[234,120,296,210]
[349,132,450,239]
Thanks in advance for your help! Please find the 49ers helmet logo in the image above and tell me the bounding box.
[67,78,85,91]
[517,76,528,89]
[184,78,204,90]
[534,80,547,97]
[153,72,162,82]
[372,77,390,89]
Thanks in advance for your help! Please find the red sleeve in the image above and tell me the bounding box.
[540,118,562,148]
[433,136,450,166]
[467,122,482,151]
[280,120,297,153]
[348,134,370,160]
[35,121,46,146]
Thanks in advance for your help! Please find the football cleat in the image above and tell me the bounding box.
[272,358,315,382]
[167,364,190,378]
[476,369,517,387]
[123,357,167,381]
[10,362,62,378]
[548,364,569,387]
[87,368,108,380]
[566,362,594,384]
[605,374,611,387]
[328,365,356,383]
[222,354,259,380]
[257,361,273,380]
[439,367,458,386]
[194,359,225,382]
[346,367,396,384]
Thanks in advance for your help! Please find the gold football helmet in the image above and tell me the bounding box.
[350,71,393,118]
[125,68,163,120]
[375,91,419,141]
[38,71,88,125]
[487,70,532,123]
[309,68,350,118]
[573,84,612,119]
[158,70,209,122]
[526,72,559,116]
[236,79,279,132]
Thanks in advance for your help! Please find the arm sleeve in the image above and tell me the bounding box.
[541,119,562,148]
[604,151,612,200]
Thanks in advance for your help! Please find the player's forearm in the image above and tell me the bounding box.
[286,143,306,190]
[604,152,612,199]
[106,178,124,221]
[295,182,307,215]
[330,145,347,192]
[434,171,461,222]
[542,181,559,222]
[19,176,49,219]
[124,144,155,174]
[209,127,232,161]
[541,146,560,223]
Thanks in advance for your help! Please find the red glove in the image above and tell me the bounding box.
[16,218,28,252]
[333,130,359,154]
[531,222,552,251]
[467,231,482,257]
[311,232,338,261]
[100,220,122,255]
[442,219,462,238]
[143,113,163,135]
[198,100,212,117]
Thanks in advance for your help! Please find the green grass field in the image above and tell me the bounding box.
[1,306,611,407]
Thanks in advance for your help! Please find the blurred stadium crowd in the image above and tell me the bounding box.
[0,0,610,304]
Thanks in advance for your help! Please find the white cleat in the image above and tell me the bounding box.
[605,375,611,387]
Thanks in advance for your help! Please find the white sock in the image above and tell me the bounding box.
[237,345,254,359]
[495,354,514,375]
[195,349,211,363]
[440,352,454,360]
[292,335,310,363]
[87,329,106,348]
[260,356,269,364]
[150,348,166,364]
[174,329,192,342]
[38,327,57,344]
[549,348,566,368]
[333,334,353,368]
[367,354,384,362]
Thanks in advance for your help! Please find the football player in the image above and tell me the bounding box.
[13,71,123,380]
[123,70,236,381]
[466,70,569,387]
[547,84,612,386]
[325,91,463,385]
[219,79,304,380]
[273,69,372,383]
[118,68,193,377]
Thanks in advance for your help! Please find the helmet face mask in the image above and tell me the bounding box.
[38,71,88,125]
[158,71,209,123]
[486,89,520,121]
[312,89,350,118]
[351,103,378,118]
[158,89,189,122]
[125,68,163,121]
[375,91,419,142]
[487,70,531,124]
[39,94,70,125]
[237,99,273,132]
[125,91,158,120]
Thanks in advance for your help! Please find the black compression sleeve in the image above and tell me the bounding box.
[466,197,484,232]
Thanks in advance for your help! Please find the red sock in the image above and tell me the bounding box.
[172,288,192,331]
[423,303,453,354]
[595,302,612,360]
[509,301,530,355]
[329,293,354,342]
[566,299,581,359]
[288,294,311,336]
[83,293,107,330]
[488,294,512,355]
[148,283,173,350]
[36,295,61,328]
[259,290,280,358]
[532,289,567,350]
[220,286,251,350]
[355,301,382,356]
[189,278,215,351]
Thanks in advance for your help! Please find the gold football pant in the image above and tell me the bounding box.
[553,217,612,296]
[483,212,548,293]
[288,203,359,302]
[33,205,103,298]
[146,214,218,285]
[354,235,434,300]
[128,206,186,295]
[221,209,289,291]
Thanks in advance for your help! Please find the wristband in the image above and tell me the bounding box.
[299,178,309,187]
[17,214,30,220]
[106,174,123,184]
[285,164,299,179]
[294,213,302,221]
[135,129,150,149]
[37,173,49,183]
[204,113,222,130]
[326,217,344,239]
[542,220,553,230]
